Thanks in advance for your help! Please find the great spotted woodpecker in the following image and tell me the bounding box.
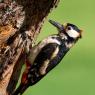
[13,20,82,95]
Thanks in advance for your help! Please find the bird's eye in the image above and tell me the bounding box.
[67,26,71,30]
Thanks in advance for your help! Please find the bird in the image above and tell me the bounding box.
[12,19,82,95]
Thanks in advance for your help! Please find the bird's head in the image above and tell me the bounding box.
[49,20,82,40]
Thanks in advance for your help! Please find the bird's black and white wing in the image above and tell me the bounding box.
[34,43,59,75]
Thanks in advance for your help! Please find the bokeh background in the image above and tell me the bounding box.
[24,0,95,95]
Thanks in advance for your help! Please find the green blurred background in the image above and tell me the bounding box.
[24,0,95,95]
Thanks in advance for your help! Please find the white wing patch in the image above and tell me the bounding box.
[51,46,59,59]
[42,35,61,45]
[39,59,50,75]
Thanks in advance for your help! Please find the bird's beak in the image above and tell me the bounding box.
[49,20,64,32]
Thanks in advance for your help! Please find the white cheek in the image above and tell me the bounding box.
[67,30,79,38]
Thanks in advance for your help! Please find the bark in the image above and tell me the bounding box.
[0,0,60,95]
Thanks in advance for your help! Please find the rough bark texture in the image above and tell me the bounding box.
[0,0,59,95]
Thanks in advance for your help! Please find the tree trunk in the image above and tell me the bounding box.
[0,0,59,95]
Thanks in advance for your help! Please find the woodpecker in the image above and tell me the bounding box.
[13,20,82,95]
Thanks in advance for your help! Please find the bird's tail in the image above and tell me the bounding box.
[12,83,29,95]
